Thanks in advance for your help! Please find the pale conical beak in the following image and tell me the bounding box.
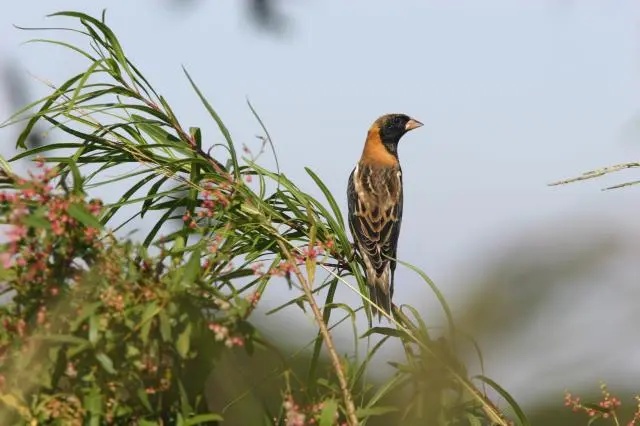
[405,118,423,131]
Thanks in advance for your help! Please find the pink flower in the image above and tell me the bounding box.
[0,252,12,268]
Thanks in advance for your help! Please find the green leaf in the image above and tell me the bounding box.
[465,413,483,426]
[15,73,83,149]
[0,394,30,419]
[21,212,51,230]
[95,352,117,374]
[49,11,136,83]
[184,413,224,425]
[182,248,201,285]
[102,172,159,224]
[395,258,456,338]
[137,388,153,412]
[141,175,171,217]
[360,327,411,340]
[65,160,85,194]
[144,203,179,247]
[587,416,603,426]
[83,387,103,425]
[352,336,390,388]
[355,406,398,418]
[247,98,280,177]
[70,302,101,330]
[159,310,172,342]
[474,374,530,426]
[176,323,192,359]
[177,378,193,417]
[362,373,409,413]
[318,399,338,426]
[68,59,105,112]
[0,154,12,173]
[140,302,160,345]
[306,168,344,229]
[21,38,96,62]
[134,115,180,143]
[398,304,430,341]
[183,67,238,179]
[89,314,99,345]
[68,202,103,229]
[32,334,89,345]
[10,143,84,161]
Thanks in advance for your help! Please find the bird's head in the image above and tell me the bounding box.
[373,113,423,146]
[361,113,423,165]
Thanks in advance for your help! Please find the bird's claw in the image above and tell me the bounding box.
[346,242,357,263]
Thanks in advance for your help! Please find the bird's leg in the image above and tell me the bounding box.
[346,242,358,263]
[331,243,357,275]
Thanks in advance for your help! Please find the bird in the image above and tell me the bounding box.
[347,113,423,319]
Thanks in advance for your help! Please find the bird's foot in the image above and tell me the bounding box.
[346,242,357,263]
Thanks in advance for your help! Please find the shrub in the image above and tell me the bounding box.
[0,11,526,426]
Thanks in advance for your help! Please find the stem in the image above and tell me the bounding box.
[549,161,640,186]
[319,264,512,426]
[278,242,359,426]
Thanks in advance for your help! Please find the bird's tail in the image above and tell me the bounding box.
[367,268,393,320]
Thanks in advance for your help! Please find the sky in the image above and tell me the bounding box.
[2,0,640,407]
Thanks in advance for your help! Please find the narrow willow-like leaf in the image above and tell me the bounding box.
[50,11,137,85]
[360,327,412,341]
[395,258,456,339]
[318,399,338,426]
[182,67,240,180]
[184,413,224,425]
[101,173,158,224]
[95,352,116,374]
[68,203,102,229]
[16,73,83,149]
[474,375,529,426]
[0,154,12,173]
[247,98,280,178]
[67,59,105,112]
[306,167,345,229]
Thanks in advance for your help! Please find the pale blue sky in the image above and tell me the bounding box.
[2,0,640,407]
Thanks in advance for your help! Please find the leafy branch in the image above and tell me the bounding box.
[0,10,529,426]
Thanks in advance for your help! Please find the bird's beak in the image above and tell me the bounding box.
[405,118,423,131]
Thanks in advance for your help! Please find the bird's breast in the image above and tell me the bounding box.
[353,163,402,225]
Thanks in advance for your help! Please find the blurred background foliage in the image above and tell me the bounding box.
[0,2,639,426]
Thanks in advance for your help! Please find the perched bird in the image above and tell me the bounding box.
[347,113,423,319]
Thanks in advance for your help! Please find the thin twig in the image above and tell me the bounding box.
[318,263,511,426]
[548,162,640,186]
[603,179,640,191]
[277,241,359,426]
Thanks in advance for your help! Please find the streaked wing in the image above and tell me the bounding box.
[348,163,403,274]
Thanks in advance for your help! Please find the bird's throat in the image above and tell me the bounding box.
[361,128,400,166]
[382,142,399,158]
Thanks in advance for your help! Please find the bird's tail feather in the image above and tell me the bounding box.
[368,269,392,320]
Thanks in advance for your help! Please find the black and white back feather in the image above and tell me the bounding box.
[347,163,403,318]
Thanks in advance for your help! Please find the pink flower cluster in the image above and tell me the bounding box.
[564,383,639,424]
[281,395,346,426]
[0,165,103,295]
[181,182,231,229]
[246,291,261,307]
[268,261,296,277]
[208,322,244,347]
[258,238,335,279]
[294,241,326,263]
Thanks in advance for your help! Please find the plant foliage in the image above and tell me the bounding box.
[0,10,529,426]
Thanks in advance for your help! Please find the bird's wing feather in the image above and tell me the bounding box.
[348,164,403,275]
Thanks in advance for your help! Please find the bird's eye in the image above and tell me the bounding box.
[392,116,402,126]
